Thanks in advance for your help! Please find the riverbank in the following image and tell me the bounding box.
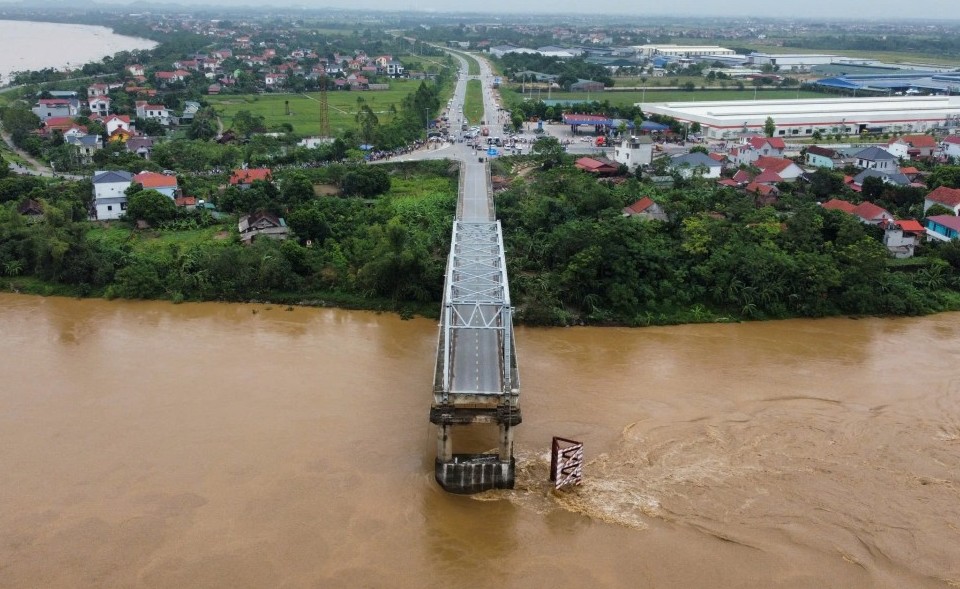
[0,20,156,87]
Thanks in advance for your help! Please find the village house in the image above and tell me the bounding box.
[32,98,80,121]
[575,156,620,176]
[613,136,653,171]
[65,134,103,164]
[926,215,960,241]
[40,117,83,137]
[135,101,173,126]
[852,168,911,190]
[941,136,960,160]
[754,156,804,181]
[668,152,722,179]
[622,196,668,221]
[886,134,938,160]
[127,64,145,77]
[230,168,272,189]
[92,170,133,220]
[731,136,786,166]
[126,136,154,159]
[881,219,926,258]
[853,146,898,172]
[923,186,960,215]
[805,145,849,169]
[87,83,109,97]
[17,199,44,221]
[133,172,179,199]
[238,211,289,244]
[88,95,111,117]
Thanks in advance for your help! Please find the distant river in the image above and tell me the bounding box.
[0,20,156,86]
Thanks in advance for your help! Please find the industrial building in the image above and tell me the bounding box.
[640,96,960,140]
[747,53,841,69]
[632,44,735,58]
[813,72,960,95]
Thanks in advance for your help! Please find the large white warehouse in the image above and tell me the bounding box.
[640,96,960,140]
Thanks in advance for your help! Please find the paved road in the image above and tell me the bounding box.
[411,51,505,396]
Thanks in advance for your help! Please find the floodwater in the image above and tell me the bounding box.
[1,293,958,588]
[0,20,156,86]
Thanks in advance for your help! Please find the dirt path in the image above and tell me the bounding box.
[0,127,54,176]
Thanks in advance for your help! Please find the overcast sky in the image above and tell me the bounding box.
[160,0,959,19]
[4,0,957,19]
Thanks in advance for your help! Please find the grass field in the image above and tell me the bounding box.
[207,80,426,136]
[463,79,484,125]
[504,87,825,107]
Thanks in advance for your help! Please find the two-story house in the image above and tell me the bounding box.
[32,98,79,121]
[613,136,653,171]
[853,146,898,173]
[135,101,172,126]
[886,134,938,160]
[881,219,926,258]
[88,95,111,117]
[92,170,133,220]
[926,215,960,242]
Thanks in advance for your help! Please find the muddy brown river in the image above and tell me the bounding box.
[1,293,958,588]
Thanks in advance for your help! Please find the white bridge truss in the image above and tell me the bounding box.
[435,220,519,402]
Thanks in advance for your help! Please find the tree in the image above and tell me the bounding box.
[861,176,885,200]
[531,136,565,170]
[764,116,776,138]
[126,189,176,225]
[0,153,8,179]
[232,110,267,137]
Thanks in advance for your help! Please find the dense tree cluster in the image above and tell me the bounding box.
[495,164,960,326]
[0,161,454,310]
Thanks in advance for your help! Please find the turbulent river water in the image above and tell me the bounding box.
[1,293,958,588]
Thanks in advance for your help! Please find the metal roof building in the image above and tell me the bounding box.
[812,72,960,94]
[640,96,960,140]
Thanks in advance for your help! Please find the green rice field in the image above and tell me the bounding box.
[207,80,426,136]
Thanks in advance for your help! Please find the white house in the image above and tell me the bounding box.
[941,136,960,159]
[668,152,722,179]
[614,136,653,171]
[88,96,111,117]
[923,186,960,215]
[135,101,172,126]
[101,114,132,137]
[881,219,926,259]
[132,172,179,199]
[853,146,898,172]
[92,170,133,220]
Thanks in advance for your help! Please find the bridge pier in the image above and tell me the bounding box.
[430,404,521,493]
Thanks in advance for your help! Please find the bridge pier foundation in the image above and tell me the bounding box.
[435,455,515,494]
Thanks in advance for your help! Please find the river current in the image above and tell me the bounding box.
[0,293,958,587]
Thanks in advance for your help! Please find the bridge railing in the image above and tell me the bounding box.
[456,160,466,220]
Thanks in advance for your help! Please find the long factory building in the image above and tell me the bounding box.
[640,96,960,140]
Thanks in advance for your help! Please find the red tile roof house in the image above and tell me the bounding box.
[746,182,780,205]
[821,198,857,214]
[886,134,938,160]
[133,172,179,199]
[941,135,960,159]
[881,219,926,258]
[754,156,804,181]
[575,156,620,176]
[230,168,273,189]
[622,197,668,221]
[852,201,894,225]
[923,186,960,215]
